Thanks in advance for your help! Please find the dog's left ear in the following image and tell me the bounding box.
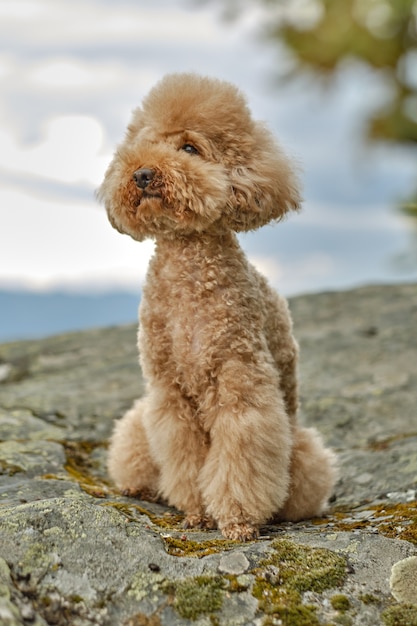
[225,123,302,232]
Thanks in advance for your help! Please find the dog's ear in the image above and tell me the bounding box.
[225,123,302,232]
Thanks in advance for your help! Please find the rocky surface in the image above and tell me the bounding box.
[0,283,416,626]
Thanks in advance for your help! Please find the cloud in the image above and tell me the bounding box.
[0,185,154,291]
[0,115,110,186]
[0,1,41,19]
[0,0,229,52]
[30,59,110,90]
[249,255,283,284]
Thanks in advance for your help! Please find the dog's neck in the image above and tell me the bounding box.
[154,230,241,258]
[150,230,248,285]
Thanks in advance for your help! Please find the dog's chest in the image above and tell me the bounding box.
[143,256,237,371]
[171,295,219,358]
[166,275,225,362]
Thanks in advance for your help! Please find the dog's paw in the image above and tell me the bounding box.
[120,486,159,502]
[221,522,259,542]
[183,513,217,530]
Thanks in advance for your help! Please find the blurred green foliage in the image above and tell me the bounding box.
[202,0,417,212]
[275,0,417,146]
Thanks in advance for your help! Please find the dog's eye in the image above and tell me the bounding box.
[181,144,199,156]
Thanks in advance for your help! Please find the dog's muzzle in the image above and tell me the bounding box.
[133,168,155,189]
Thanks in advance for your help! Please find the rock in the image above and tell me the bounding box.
[390,556,417,604]
[218,552,250,575]
[0,283,416,625]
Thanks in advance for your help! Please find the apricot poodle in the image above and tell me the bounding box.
[98,73,337,541]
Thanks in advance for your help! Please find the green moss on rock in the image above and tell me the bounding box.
[314,501,417,546]
[333,614,353,625]
[376,502,417,545]
[251,538,347,625]
[359,593,380,605]
[163,536,236,557]
[124,613,162,626]
[382,604,417,626]
[259,538,347,593]
[127,572,165,603]
[63,440,109,498]
[0,459,23,476]
[331,594,351,611]
[164,575,224,621]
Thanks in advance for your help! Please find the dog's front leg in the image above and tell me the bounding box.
[144,387,212,526]
[198,360,292,541]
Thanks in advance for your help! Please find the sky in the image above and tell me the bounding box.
[1,0,416,298]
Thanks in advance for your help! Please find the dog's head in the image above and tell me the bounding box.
[97,73,301,241]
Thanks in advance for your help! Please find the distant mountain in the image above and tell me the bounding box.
[0,289,141,342]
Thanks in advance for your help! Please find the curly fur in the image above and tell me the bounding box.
[98,73,337,541]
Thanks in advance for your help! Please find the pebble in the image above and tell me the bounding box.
[218,551,250,575]
[390,556,417,604]
[354,473,373,485]
[387,489,416,503]
[0,364,12,383]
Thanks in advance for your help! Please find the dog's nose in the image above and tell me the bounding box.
[133,168,155,189]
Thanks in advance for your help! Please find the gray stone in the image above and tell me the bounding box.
[218,552,250,575]
[0,283,416,625]
[0,407,66,441]
[0,440,66,477]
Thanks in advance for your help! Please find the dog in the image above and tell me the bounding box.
[98,73,337,541]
